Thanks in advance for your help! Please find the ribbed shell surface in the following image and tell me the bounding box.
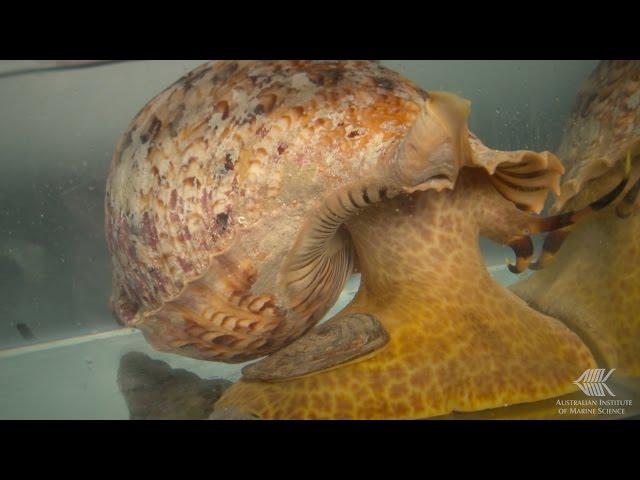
[105,60,428,352]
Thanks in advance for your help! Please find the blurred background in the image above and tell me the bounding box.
[0,60,599,350]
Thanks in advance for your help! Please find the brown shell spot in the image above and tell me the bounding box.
[256,93,278,114]
[215,101,230,120]
[151,166,161,185]
[247,71,265,85]
[211,334,237,346]
[113,293,140,325]
[307,67,345,87]
[418,89,430,101]
[169,189,178,209]
[142,212,158,249]
[211,62,239,85]
[290,106,305,119]
[182,177,201,188]
[180,65,213,91]
[122,130,133,151]
[169,104,186,137]
[224,153,234,171]
[140,115,162,144]
[372,76,396,91]
[256,125,270,138]
[216,212,229,232]
[177,225,192,242]
[177,257,194,273]
[238,113,257,126]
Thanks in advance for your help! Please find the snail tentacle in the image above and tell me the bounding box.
[529,153,631,270]
[506,235,535,274]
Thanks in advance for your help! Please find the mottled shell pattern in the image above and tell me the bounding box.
[105,60,563,363]
[554,60,640,212]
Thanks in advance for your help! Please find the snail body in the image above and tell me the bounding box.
[512,60,640,377]
[107,61,626,418]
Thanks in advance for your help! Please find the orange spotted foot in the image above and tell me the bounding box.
[510,155,640,377]
[512,208,640,377]
[214,171,597,419]
[215,293,595,419]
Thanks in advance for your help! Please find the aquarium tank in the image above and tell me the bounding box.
[1,60,638,420]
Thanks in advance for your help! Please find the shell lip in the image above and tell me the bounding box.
[467,135,565,214]
[401,174,456,194]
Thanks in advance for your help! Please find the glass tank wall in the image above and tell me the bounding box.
[2,60,636,420]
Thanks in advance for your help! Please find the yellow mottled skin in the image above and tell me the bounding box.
[512,200,640,376]
[215,170,595,419]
